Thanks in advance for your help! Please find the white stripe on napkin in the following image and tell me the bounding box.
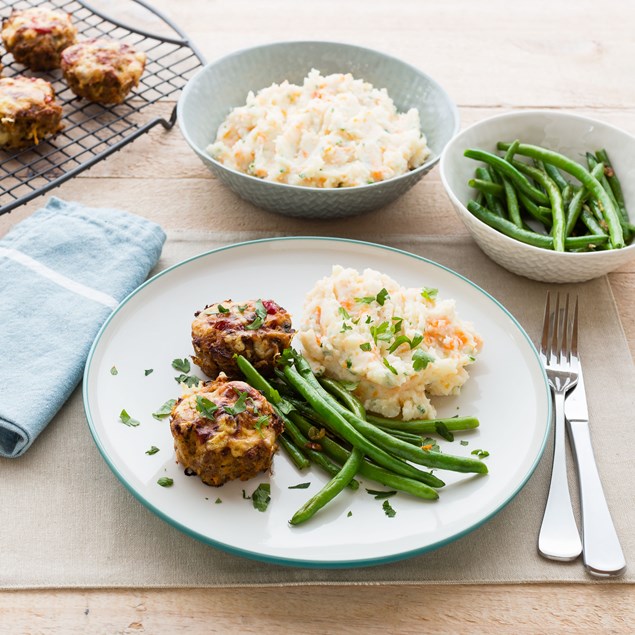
[0,247,119,310]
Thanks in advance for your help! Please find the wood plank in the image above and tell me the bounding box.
[1,585,634,634]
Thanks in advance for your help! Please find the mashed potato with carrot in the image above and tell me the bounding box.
[207,69,429,188]
[298,266,482,420]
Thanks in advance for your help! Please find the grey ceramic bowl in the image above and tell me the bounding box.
[177,41,459,219]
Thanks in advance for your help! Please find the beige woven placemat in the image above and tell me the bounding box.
[1,231,633,588]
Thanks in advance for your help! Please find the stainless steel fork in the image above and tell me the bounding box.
[537,292,583,561]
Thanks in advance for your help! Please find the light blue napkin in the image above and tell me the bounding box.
[0,197,166,458]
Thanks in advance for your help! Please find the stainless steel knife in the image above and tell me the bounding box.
[565,364,627,577]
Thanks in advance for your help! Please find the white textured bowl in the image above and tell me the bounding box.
[440,110,635,283]
[178,41,459,219]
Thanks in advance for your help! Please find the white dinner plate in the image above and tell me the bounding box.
[83,237,551,568]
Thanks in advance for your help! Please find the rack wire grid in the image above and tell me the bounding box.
[0,0,205,216]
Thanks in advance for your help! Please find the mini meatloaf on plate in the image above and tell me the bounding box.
[61,38,146,105]
[192,299,295,379]
[2,7,77,71]
[0,76,63,149]
[170,375,284,487]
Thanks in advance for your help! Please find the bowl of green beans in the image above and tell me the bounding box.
[440,110,635,282]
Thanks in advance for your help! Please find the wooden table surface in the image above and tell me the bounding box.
[1,0,634,632]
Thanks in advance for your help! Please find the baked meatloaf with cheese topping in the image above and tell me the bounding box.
[170,375,284,487]
[0,76,63,149]
[2,7,77,71]
[61,38,146,105]
[192,299,295,379]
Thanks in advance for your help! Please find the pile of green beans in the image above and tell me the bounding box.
[464,142,633,252]
[235,352,486,526]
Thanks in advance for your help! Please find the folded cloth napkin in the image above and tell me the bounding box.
[0,197,166,458]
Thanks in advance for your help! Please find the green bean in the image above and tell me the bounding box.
[367,415,480,434]
[497,142,624,248]
[565,163,604,236]
[291,356,488,475]
[291,414,442,496]
[580,206,608,236]
[542,161,570,192]
[511,160,565,251]
[595,149,629,224]
[468,178,505,197]
[318,378,366,419]
[289,448,363,525]
[282,363,443,482]
[501,176,522,227]
[278,433,310,470]
[517,191,552,226]
[464,148,550,205]
[467,200,609,249]
[376,426,424,445]
[475,167,506,217]
[504,139,520,162]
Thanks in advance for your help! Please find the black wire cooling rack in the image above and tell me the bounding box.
[0,0,205,216]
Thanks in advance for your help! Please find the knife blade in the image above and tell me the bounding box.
[565,362,626,577]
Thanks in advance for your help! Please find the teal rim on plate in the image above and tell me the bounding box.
[82,236,552,569]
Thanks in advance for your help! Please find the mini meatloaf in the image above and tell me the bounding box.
[2,7,77,71]
[60,38,146,105]
[192,299,295,379]
[0,76,63,150]
[170,375,284,487]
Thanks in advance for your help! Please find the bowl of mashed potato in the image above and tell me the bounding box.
[178,41,459,218]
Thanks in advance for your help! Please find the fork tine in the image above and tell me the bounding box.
[570,295,579,362]
[561,293,570,363]
[540,291,552,356]
[550,292,561,362]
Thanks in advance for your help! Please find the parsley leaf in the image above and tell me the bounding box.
[245,299,267,330]
[340,322,353,333]
[196,395,218,419]
[434,421,454,442]
[355,295,375,304]
[217,304,230,313]
[174,374,201,387]
[157,477,173,487]
[360,342,372,352]
[383,358,398,375]
[145,446,160,455]
[119,409,140,427]
[421,437,441,452]
[254,415,270,437]
[471,449,490,459]
[366,489,397,499]
[110,366,118,376]
[460,440,469,447]
[144,369,153,376]
[215,498,222,504]
[421,287,438,302]
[388,335,411,353]
[412,350,434,371]
[382,500,397,518]
[410,333,424,348]
[376,288,390,306]
[172,358,190,373]
[370,321,392,344]
[288,482,311,489]
[251,483,271,512]
[347,511,353,517]
[224,389,249,416]
[152,399,176,420]
[338,306,351,319]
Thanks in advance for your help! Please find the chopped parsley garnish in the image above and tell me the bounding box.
[224,389,249,416]
[338,306,351,319]
[217,304,230,313]
[421,437,441,452]
[288,482,311,490]
[110,366,118,376]
[392,316,403,332]
[251,483,271,512]
[144,369,154,376]
[340,322,352,333]
[157,477,173,487]
[410,334,424,348]
[196,395,218,419]
[434,421,454,442]
[412,349,434,371]
[245,299,267,330]
[460,440,469,446]
[366,489,397,500]
[421,287,438,302]
[370,321,392,344]
[119,409,140,427]
[215,498,222,504]
[172,358,190,373]
[382,500,397,518]
[152,399,176,420]
[254,415,270,437]
[174,373,201,388]
[345,358,353,369]
[237,304,248,312]
[360,342,372,352]
[376,288,390,306]
[145,446,160,455]
[388,335,410,353]
[365,315,372,324]
[383,358,398,375]
[358,296,375,304]
[471,449,490,459]
[347,511,353,517]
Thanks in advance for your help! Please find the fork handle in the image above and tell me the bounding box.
[567,419,627,577]
[538,390,582,561]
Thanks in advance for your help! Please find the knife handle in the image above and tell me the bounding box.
[567,419,627,577]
